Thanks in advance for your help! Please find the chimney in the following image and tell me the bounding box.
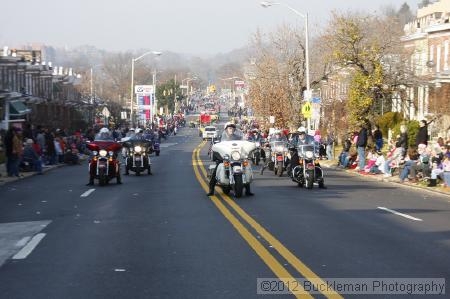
[2,46,8,56]
[58,66,63,75]
[48,61,52,68]
[53,66,58,75]
[69,68,73,76]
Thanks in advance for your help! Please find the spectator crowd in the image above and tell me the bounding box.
[337,120,450,189]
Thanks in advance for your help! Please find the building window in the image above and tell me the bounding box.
[430,45,435,62]
[444,40,449,71]
[437,45,441,73]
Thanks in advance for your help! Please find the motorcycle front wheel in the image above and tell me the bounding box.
[276,161,284,177]
[99,170,107,186]
[233,175,244,198]
[306,171,314,189]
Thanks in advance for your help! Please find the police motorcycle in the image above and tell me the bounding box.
[266,132,289,177]
[247,130,264,166]
[87,128,122,186]
[289,127,325,189]
[208,124,256,198]
[122,129,152,176]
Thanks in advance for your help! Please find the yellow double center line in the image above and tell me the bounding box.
[192,142,342,298]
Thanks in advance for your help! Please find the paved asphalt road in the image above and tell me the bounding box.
[0,124,449,299]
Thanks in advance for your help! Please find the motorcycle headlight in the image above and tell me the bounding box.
[134,146,142,153]
[231,151,241,161]
[99,149,107,157]
[305,151,314,159]
[223,154,230,161]
[92,151,98,156]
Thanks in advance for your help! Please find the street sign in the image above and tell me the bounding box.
[180,85,188,89]
[135,85,154,95]
[302,102,312,119]
[235,80,245,87]
[269,116,275,124]
[120,111,127,120]
[102,107,110,118]
[312,97,321,104]
[303,89,312,102]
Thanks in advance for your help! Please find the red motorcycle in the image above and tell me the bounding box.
[87,141,122,186]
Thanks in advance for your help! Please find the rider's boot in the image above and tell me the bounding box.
[245,185,254,196]
[86,176,94,186]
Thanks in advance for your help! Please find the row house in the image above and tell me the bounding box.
[401,0,450,137]
[0,47,85,130]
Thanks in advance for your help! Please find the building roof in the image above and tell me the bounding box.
[417,0,450,19]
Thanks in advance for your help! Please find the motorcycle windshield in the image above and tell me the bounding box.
[297,145,316,154]
[271,141,287,152]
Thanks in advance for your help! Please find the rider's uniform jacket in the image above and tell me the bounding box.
[220,131,243,142]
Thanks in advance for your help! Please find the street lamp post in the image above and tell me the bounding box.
[260,1,311,128]
[130,51,162,126]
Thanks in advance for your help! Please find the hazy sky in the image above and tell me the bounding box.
[1,0,420,55]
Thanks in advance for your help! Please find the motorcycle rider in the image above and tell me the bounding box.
[290,127,325,188]
[293,127,314,146]
[207,122,254,196]
[133,128,145,140]
[87,127,122,185]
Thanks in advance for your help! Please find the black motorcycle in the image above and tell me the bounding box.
[123,140,152,176]
[290,143,325,189]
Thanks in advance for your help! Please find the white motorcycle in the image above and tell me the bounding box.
[208,140,256,198]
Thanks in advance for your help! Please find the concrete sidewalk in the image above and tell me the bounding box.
[321,160,450,197]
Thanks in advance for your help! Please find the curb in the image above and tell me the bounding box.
[0,156,88,186]
[322,162,450,198]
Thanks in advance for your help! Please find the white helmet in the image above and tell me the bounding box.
[298,126,307,133]
[99,127,110,134]
[129,128,135,132]
[224,122,236,130]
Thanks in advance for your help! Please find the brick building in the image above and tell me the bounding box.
[401,0,450,138]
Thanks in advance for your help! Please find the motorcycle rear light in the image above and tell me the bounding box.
[243,161,249,167]
[276,156,283,161]
[307,163,315,169]
[224,162,230,167]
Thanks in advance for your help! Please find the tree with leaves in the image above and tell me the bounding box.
[156,79,184,114]
[321,12,412,127]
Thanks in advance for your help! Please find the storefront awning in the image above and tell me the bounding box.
[9,100,31,116]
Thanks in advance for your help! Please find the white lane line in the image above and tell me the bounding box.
[80,189,96,197]
[15,236,31,247]
[159,143,178,148]
[377,207,423,222]
[12,233,46,259]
